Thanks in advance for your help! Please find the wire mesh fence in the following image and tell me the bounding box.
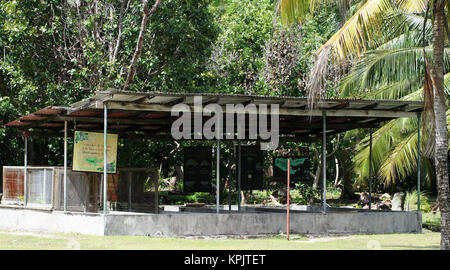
[2,166,159,214]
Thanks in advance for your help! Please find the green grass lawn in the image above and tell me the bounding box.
[0,230,440,250]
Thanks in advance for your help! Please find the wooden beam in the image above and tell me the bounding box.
[115,133,320,143]
[105,101,418,118]
[280,122,381,130]
[327,102,349,110]
[202,97,220,105]
[359,102,379,110]
[56,115,172,126]
[391,104,409,111]
[131,95,152,103]
[242,99,254,106]
[163,97,185,106]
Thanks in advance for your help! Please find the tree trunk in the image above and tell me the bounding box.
[334,157,339,187]
[241,191,247,205]
[122,0,161,90]
[312,157,321,190]
[339,0,349,26]
[169,165,183,192]
[430,0,450,250]
[340,148,356,200]
[310,154,321,205]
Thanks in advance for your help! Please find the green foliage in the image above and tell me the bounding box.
[326,182,341,199]
[133,0,219,92]
[0,0,218,109]
[0,0,221,170]
[0,97,23,187]
[292,182,320,204]
[338,8,450,190]
[0,0,375,204]
[159,191,217,205]
[422,212,441,232]
[74,132,89,144]
[351,74,450,189]
[404,189,432,212]
[207,0,274,94]
[207,0,340,96]
[246,190,271,205]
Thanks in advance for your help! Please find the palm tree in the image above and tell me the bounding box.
[339,16,450,189]
[279,0,449,249]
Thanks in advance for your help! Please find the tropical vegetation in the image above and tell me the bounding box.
[0,0,448,249]
[280,0,449,249]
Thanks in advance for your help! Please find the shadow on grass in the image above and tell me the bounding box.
[423,224,441,232]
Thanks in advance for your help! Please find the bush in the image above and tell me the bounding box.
[159,192,216,205]
[292,182,320,205]
[404,189,432,212]
[247,190,271,205]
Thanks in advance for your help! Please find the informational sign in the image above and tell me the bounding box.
[239,146,263,190]
[183,146,212,193]
[72,131,118,174]
[273,157,309,181]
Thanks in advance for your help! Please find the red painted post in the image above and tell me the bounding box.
[287,158,290,240]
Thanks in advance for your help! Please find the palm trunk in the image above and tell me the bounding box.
[430,0,450,250]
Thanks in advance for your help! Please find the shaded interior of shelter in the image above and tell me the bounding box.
[1,91,424,215]
[6,110,397,139]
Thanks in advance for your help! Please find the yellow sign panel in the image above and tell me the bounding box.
[73,131,118,173]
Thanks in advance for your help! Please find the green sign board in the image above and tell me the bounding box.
[273,157,310,181]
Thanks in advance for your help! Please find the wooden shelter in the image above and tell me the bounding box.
[3,90,424,214]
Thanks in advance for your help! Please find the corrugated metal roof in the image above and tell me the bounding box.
[4,90,423,139]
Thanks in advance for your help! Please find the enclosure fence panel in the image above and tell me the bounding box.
[54,169,100,212]
[2,167,24,203]
[107,168,159,213]
[27,168,53,206]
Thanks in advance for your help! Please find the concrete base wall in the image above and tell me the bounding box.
[0,206,104,235]
[0,206,422,237]
[104,211,422,236]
